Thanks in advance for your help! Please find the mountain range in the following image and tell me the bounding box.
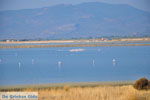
[0,2,150,40]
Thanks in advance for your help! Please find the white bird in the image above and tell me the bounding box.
[112,58,116,66]
[92,59,95,66]
[18,62,21,68]
[112,58,116,62]
[32,59,35,64]
[58,61,62,69]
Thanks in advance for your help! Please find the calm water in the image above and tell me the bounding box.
[0,46,150,85]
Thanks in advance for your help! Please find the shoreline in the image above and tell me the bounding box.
[1,37,150,44]
[0,37,150,48]
[0,43,150,49]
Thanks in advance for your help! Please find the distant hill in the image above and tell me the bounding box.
[0,2,150,40]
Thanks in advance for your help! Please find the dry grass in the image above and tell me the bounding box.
[23,85,150,100]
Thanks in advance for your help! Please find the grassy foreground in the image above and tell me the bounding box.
[0,82,150,100]
[37,85,150,100]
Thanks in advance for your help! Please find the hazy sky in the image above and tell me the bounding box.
[0,0,150,12]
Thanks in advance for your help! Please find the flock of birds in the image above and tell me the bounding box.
[0,59,117,71]
[0,48,117,69]
[15,58,116,69]
[0,58,117,70]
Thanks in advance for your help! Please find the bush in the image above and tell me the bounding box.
[133,78,150,90]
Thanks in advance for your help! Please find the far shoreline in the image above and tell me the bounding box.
[0,37,150,48]
[0,37,150,44]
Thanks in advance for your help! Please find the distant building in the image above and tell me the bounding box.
[101,38,108,41]
[6,40,10,42]
[6,39,15,42]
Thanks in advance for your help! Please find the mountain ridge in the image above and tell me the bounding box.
[0,2,150,40]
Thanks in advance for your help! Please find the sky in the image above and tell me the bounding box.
[0,0,150,12]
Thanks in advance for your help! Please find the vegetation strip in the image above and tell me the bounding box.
[0,81,133,91]
[0,43,150,49]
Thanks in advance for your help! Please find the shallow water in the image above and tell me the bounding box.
[0,46,150,85]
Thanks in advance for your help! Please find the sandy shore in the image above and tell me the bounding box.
[0,43,150,49]
[0,37,150,48]
[0,37,150,44]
